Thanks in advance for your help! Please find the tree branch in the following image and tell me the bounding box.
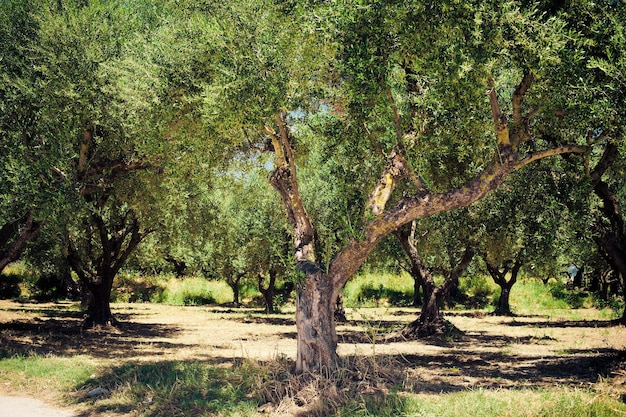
[487,82,510,147]
[513,145,588,171]
[268,113,316,264]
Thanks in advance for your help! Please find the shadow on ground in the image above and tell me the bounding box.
[0,302,183,359]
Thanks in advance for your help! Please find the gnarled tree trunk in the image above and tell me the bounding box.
[68,210,144,327]
[485,259,522,316]
[265,74,588,372]
[401,246,475,338]
[258,269,277,313]
[294,263,339,372]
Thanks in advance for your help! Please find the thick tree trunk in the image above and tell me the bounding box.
[294,264,339,373]
[413,275,422,307]
[394,222,424,308]
[494,284,513,315]
[67,210,144,328]
[228,276,242,307]
[334,293,347,322]
[85,274,117,327]
[402,247,474,338]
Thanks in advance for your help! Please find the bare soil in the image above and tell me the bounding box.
[0,300,625,408]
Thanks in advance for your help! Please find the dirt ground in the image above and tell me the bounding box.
[0,300,625,404]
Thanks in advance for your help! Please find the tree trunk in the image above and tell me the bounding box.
[413,275,422,307]
[334,293,347,322]
[294,264,339,373]
[67,210,144,328]
[494,284,512,315]
[402,247,474,338]
[84,274,117,327]
[590,143,625,324]
[229,277,241,307]
[486,260,522,316]
[394,222,424,308]
[258,269,277,313]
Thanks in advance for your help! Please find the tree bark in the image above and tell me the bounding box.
[227,273,244,307]
[394,221,424,307]
[84,274,117,327]
[294,264,339,372]
[67,210,144,327]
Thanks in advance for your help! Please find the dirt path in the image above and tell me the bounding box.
[0,395,75,417]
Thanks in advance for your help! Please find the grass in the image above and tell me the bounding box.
[391,388,626,417]
[149,276,235,306]
[0,351,624,417]
[344,271,415,307]
[79,360,261,416]
[0,353,97,395]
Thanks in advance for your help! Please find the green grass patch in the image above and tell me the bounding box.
[386,387,626,417]
[338,387,626,417]
[150,276,234,306]
[79,360,261,416]
[344,271,414,307]
[511,278,623,319]
[0,353,97,394]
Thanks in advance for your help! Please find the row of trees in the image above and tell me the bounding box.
[1,0,624,372]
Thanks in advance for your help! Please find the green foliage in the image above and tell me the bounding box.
[452,274,498,309]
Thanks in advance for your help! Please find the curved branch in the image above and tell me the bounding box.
[513,145,588,171]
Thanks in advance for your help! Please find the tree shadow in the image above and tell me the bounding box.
[231,315,295,326]
[351,347,626,393]
[0,303,184,359]
[502,318,620,328]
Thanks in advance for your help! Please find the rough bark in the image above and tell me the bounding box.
[268,114,338,372]
[485,259,522,316]
[227,273,244,307]
[294,264,339,372]
[0,211,42,273]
